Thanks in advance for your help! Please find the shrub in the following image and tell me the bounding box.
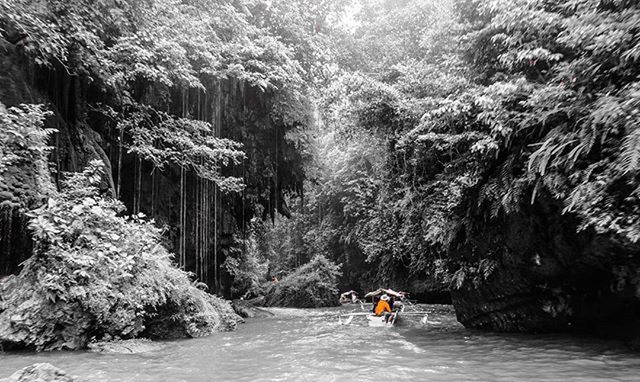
[0,102,55,209]
[265,255,341,308]
[223,231,268,299]
[0,161,240,351]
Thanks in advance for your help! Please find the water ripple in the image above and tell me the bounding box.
[2,305,640,381]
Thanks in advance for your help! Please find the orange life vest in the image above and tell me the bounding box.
[374,300,391,316]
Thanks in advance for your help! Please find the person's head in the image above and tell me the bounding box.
[381,294,390,301]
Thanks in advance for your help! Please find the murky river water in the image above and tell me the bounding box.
[2,305,640,381]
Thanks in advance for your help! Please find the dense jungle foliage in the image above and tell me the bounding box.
[0,0,342,347]
[263,255,341,308]
[251,0,640,303]
[0,0,352,291]
[0,0,319,205]
[0,107,239,350]
[2,0,640,335]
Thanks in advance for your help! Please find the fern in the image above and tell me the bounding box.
[528,128,561,176]
[619,127,640,175]
[500,179,525,215]
[478,259,498,280]
[566,140,586,170]
[451,268,467,290]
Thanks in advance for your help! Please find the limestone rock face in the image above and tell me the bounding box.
[450,194,640,341]
[0,363,79,382]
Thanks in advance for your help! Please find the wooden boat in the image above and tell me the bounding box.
[364,288,404,326]
[367,310,401,327]
[363,288,405,300]
[336,288,428,327]
[339,290,360,304]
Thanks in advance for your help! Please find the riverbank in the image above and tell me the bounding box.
[2,305,639,381]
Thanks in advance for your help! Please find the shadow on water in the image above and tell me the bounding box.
[1,305,640,381]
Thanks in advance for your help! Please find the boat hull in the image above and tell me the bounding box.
[367,313,399,327]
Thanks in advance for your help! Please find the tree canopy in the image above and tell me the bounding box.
[250,0,640,297]
[2,0,640,310]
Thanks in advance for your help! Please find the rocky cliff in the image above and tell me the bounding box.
[450,192,640,342]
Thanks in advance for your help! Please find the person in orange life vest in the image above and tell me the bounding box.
[374,294,392,316]
[371,296,379,312]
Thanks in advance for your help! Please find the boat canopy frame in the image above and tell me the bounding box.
[363,288,404,299]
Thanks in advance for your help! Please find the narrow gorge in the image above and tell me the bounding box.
[1,0,640,380]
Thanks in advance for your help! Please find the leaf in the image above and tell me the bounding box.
[619,127,640,175]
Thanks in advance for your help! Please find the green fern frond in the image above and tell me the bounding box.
[566,141,585,170]
[501,179,525,214]
[490,200,501,219]
[528,128,562,176]
[451,268,467,290]
[619,128,640,175]
[478,259,497,280]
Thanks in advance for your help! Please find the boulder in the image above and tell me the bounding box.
[0,363,79,382]
[231,299,274,319]
[142,288,243,340]
[88,339,163,354]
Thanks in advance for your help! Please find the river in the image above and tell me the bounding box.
[1,304,639,381]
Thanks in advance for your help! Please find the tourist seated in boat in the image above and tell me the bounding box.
[375,294,398,323]
[374,294,392,316]
[366,288,405,321]
[371,295,379,312]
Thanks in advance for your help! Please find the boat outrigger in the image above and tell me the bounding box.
[339,290,360,304]
[337,288,429,327]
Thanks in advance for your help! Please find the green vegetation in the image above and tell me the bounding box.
[252,0,640,305]
[0,0,358,294]
[264,255,341,308]
[0,0,310,191]
[2,0,640,344]
[252,0,464,293]
[0,0,346,346]
[0,161,240,351]
[0,103,55,209]
[223,226,268,299]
